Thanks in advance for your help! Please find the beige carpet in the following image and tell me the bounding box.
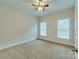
[0,40,75,59]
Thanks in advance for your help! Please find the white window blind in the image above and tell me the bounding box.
[57,19,70,39]
[40,21,47,36]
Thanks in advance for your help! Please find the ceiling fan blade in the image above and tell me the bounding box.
[43,4,49,7]
[32,4,37,7]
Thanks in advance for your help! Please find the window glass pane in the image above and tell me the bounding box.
[40,21,47,36]
[57,19,70,39]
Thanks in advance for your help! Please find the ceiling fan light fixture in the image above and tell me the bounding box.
[32,0,49,11]
[37,7,43,11]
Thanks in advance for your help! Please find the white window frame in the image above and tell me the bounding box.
[40,21,47,36]
[57,19,70,39]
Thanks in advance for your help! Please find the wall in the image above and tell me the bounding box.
[38,8,74,46]
[0,4,37,50]
[74,0,78,49]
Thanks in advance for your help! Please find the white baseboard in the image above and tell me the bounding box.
[0,39,35,50]
[39,39,74,47]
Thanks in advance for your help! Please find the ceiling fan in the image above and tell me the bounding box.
[32,0,49,11]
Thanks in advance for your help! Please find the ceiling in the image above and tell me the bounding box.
[0,0,75,16]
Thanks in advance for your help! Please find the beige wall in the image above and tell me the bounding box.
[0,4,37,49]
[38,8,74,46]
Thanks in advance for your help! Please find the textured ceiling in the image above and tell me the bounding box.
[0,0,75,16]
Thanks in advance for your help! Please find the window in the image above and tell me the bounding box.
[40,21,47,36]
[57,19,70,39]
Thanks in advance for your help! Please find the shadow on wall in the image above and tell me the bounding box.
[0,4,37,50]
